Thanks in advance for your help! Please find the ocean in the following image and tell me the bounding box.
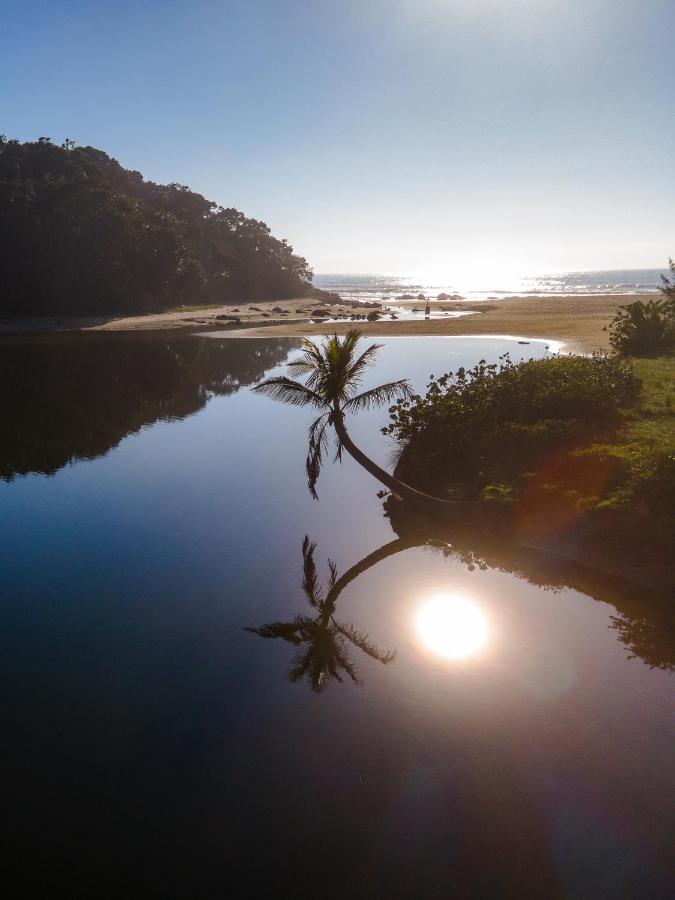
[314,269,668,304]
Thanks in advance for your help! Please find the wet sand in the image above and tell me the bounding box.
[209,293,638,353]
[0,293,643,353]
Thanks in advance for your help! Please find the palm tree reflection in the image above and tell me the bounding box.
[246,535,427,692]
[247,524,674,690]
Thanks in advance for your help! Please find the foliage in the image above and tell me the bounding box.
[610,608,675,671]
[609,298,675,356]
[660,257,675,305]
[385,353,639,496]
[608,260,675,355]
[388,352,674,574]
[0,136,314,316]
[253,330,412,497]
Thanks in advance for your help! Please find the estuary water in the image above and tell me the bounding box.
[1,332,673,898]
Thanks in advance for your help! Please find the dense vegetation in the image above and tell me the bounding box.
[608,259,675,355]
[386,352,674,580]
[385,353,640,496]
[0,137,317,317]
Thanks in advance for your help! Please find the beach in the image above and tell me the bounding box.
[0,293,644,353]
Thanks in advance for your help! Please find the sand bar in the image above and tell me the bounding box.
[0,293,648,354]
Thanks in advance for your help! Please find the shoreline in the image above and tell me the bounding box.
[0,292,644,353]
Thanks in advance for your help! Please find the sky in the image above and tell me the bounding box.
[2,0,674,279]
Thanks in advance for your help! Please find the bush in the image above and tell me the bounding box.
[608,258,675,355]
[609,298,675,356]
[660,257,675,307]
[385,353,640,496]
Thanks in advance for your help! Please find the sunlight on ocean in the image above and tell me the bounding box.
[314,269,667,304]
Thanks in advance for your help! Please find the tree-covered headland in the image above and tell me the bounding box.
[0,137,322,317]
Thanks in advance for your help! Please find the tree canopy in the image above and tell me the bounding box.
[0,136,315,317]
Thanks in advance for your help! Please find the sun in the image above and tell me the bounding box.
[416,593,489,661]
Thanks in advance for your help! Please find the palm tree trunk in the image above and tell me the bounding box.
[325,537,420,609]
[331,405,465,512]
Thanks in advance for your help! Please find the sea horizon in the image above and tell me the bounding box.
[314,268,668,303]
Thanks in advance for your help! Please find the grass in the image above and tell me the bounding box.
[393,352,674,581]
[576,354,674,498]
[171,303,224,313]
[530,354,674,576]
[625,355,675,454]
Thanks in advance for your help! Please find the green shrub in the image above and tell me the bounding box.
[609,298,675,355]
[385,353,639,497]
[660,257,675,308]
[608,258,675,355]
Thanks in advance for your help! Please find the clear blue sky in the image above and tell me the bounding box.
[2,0,674,278]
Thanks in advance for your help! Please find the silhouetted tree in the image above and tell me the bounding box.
[246,536,398,691]
[0,137,315,317]
[252,330,461,509]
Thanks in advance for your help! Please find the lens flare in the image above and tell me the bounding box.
[416,593,489,660]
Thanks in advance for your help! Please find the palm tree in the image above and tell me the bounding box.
[246,532,454,691]
[252,330,456,509]
[246,536,397,692]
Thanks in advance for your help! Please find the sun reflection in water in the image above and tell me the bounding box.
[416,593,489,660]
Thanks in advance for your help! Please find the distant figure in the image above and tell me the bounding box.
[417,292,430,316]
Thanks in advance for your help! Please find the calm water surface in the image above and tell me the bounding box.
[1,333,673,898]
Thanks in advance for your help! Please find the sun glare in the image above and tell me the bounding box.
[416,593,489,661]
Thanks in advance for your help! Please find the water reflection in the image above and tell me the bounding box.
[249,532,502,688]
[389,501,675,673]
[246,536,397,691]
[0,332,295,480]
[251,515,674,692]
[2,332,672,895]
[416,593,489,661]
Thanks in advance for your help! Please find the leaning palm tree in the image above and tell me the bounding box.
[246,536,397,692]
[247,531,454,691]
[252,330,455,509]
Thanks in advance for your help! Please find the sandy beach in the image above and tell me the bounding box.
[0,293,645,353]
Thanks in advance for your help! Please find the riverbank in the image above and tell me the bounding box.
[391,353,675,593]
[0,293,645,353]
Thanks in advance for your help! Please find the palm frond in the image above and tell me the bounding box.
[252,376,326,409]
[285,359,317,376]
[299,336,328,365]
[334,620,397,665]
[327,558,338,591]
[244,616,310,645]
[288,647,324,688]
[306,412,330,499]
[342,329,363,357]
[342,379,413,413]
[346,340,383,387]
[301,535,323,608]
[330,643,360,685]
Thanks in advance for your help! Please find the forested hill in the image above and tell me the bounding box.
[0,137,317,317]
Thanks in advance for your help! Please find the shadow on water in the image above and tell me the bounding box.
[249,508,674,690]
[0,332,295,480]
